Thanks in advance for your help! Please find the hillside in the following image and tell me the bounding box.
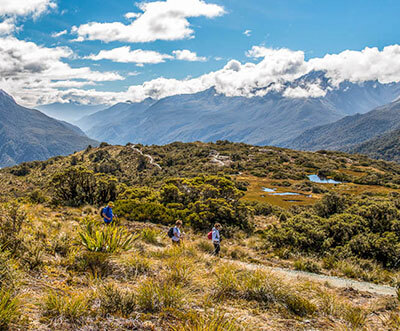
[348,128,400,162]
[284,98,400,151]
[1,141,400,329]
[0,90,98,167]
[78,73,400,146]
[37,102,106,123]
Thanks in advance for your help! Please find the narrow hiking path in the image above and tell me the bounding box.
[131,145,162,170]
[224,259,397,296]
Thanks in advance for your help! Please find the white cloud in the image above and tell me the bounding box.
[125,12,141,19]
[120,45,400,102]
[173,49,206,62]
[309,45,400,85]
[0,37,124,106]
[86,47,206,65]
[0,18,15,35]
[0,0,56,17]
[86,46,173,65]
[5,43,400,107]
[73,0,225,43]
[51,29,67,38]
[243,29,251,37]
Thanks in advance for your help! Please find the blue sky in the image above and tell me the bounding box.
[1,0,400,106]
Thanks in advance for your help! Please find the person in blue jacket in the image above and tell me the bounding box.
[212,223,222,256]
[102,201,115,224]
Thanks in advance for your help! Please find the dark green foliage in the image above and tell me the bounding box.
[50,167,117,206]
[115,175,252,232]
[9,164,30,176]
[267,194,400,267]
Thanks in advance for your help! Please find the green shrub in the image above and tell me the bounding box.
[78,218,137,253]
[51,167,117,206]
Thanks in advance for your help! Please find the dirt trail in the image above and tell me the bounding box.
[224,259,397,296]
[131,145,162,170]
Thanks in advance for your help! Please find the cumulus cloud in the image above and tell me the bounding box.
[125,12,141,19]
[85,47,173,65]
[0,18,15,35]
[0,0,56,17]
[172,49,206,61]
[117,44,400,102]
[73,0,225,43]
[6,43,400,107]
[0,0,57,37]
[0,37,123,106]
[86,47,206,65]
[51,29,67,37]
[309,45,400,85]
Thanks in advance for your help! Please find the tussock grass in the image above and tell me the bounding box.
[141,227,163,245]
[293,258,321,274]
[212,264,317,317]
[0,290,20,330]
[98,284,136,317]
[117,253,153,278]
[136,279,184,313]
[42,291,89,323]
[170,311,244,331]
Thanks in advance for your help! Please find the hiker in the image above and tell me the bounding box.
[168,220,183,245]
[212,223,222,256]
[101,201,115,224]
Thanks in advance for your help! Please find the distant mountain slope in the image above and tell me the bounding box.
[284,98,400,151]
[37,102,106,123]
[77,72,400,146]
[0,90,98,167]
[78,98,156,133]
[347,128,400,162]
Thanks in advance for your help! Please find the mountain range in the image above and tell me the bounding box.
[77,72,400,147]
[0,90,97,168]
[37,102,107,123]
[284,98,400,153]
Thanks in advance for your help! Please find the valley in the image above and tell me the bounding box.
[0,141,399,329]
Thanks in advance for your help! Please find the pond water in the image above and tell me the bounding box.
[308,174,342,184]
[270,192,301,196]
[262,187,312,197]
[262,187,276,193]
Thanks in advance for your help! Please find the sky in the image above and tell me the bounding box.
[1,0,400,107]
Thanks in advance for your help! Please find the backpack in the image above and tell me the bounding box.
[167,227,175,238]
[207,231,212,240]
[99,207,105,216]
